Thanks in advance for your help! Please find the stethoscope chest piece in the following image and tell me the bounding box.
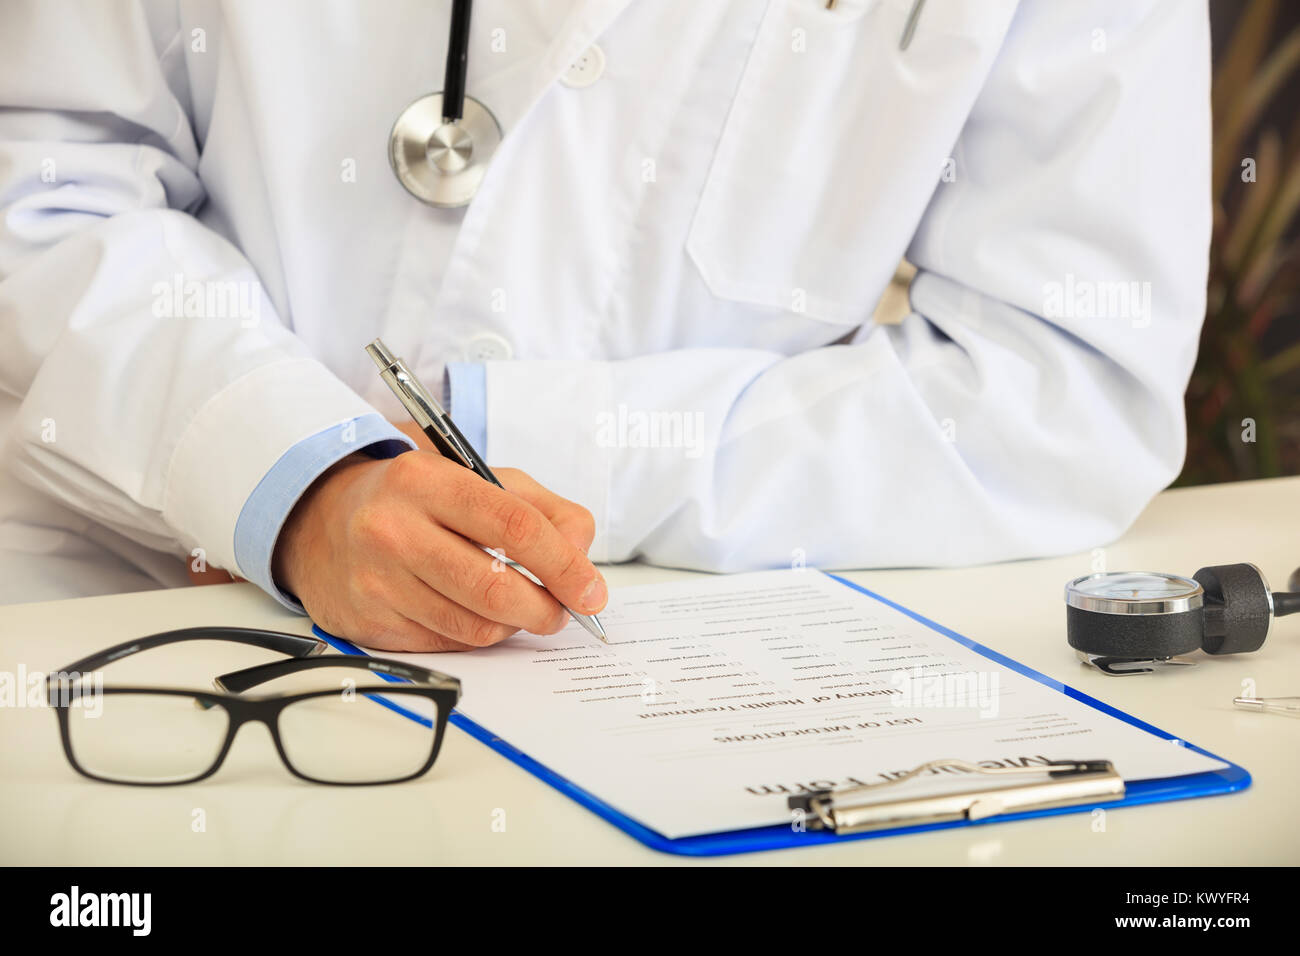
[389,92,502,208]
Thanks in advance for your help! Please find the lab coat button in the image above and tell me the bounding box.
[560,44,605,88]
[465,332,514,361]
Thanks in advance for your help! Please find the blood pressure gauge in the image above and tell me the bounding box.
[1065,564,1300,675]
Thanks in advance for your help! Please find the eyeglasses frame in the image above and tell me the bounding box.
[46,626,462,787]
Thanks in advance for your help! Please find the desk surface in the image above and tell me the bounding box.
[2,477,1297,865]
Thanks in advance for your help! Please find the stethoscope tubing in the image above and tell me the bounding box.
[442,0,473,123]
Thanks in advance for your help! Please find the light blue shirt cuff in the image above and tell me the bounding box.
[446,361,487,458]
[233,414,415,613]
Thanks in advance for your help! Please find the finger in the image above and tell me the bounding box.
[408,527,568,636]
[394,567,546,646]
[348,610,480,653]
[412,461,606,615]
[494,468,597,552]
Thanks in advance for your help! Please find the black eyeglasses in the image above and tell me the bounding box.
[47,627,461,786]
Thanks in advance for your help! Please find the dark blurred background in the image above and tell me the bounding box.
[1180,0,1300,484]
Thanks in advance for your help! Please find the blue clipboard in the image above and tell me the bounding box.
[313,573,1250,857]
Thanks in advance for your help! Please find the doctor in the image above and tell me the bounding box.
[0,0,1210,651]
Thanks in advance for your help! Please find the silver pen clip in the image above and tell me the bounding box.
[825,0,926,51]
[365,340,475,468]
[898,0,926,50]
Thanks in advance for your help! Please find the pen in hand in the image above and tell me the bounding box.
[366,339,608,642]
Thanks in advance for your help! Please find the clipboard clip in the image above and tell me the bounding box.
[787,758,1124,835]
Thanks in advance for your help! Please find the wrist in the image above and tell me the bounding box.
[272,452,380,598]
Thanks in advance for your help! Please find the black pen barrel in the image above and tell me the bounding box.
[442,415,502,488]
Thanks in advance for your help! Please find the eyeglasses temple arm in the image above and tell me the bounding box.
[53,627,327,679]
[214,654,461,697]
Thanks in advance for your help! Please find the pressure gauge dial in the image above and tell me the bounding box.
[1064,563,1300,675]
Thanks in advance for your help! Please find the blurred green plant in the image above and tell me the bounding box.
[1179,0,1300,484]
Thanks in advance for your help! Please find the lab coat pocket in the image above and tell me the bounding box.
[687,0,1017,325]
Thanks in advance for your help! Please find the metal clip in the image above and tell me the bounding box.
[788,758,1124,835]
[899,0,926,50]
[827,0,926,51]
[1076,650,1199,677]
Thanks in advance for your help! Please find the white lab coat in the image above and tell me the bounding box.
[0,0,1210,603]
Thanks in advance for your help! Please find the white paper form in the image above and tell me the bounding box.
[375,570,1228,839]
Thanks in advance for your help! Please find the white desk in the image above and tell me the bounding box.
[2,477,1297,865]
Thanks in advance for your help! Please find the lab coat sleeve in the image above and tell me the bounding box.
[478,1,1212,570]
[0,2,389,577]
[234,416,413,611]
[446,362,489,458]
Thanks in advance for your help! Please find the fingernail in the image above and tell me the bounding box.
[581,576,607,612]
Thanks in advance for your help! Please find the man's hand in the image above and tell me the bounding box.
[272,451,606,651]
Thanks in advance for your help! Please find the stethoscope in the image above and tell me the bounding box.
[388,0,933,208]
[389,0,502,208]
[1065,564,1300,675]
